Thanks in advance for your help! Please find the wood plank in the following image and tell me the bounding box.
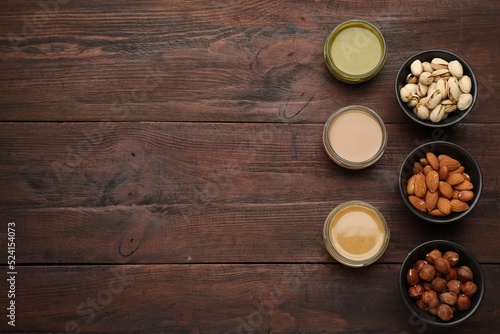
[1,122,497,209]
[1,200,498,265]
[0,0,498,122]
[0,264,498,333]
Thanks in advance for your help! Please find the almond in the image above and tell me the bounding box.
[447,173,465,186]
[438,181,454,199]
[425,191,439,211]
[413,162,424,174]
[450,199,469,212]
[437,197,452,215]
[426,170,439,193]
[420,157,429,166]
[414,173,427,198]
[438,154,452,161]
[409,196,427,213]
[449,166,465,175]
[452,190,460,199]
[439,157,461,171]
[429,209,447,217]
[423,165,433,175]
[426,152,440,170]
[438,165,449,181]
[407,174,416,195]
[458,190,474,202]
[454,180,474,191]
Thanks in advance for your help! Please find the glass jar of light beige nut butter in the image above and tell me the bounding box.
[323,201,390,267]
[324,20,387,84]
[323,105,387,170]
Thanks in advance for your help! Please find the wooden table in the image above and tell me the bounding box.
[1,1,499,333]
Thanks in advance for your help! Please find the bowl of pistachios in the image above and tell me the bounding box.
[395,50,477,127]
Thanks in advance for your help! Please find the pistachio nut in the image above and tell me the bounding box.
[448,79,462,103]
[419,96,428,106]
[426,89,443,110]
[422,61,433,73]
[406,73,418,84]
[417,82,428,97]
[443,103,458,113]
[432,69,450,81]
[408,94,420,108]
[411,59,423,76]
[430,104,446,123]
[457,93,473,110]
[459,75,472,94]
[419,72,434,85]
[427,82,437,97]
[400,86,413,103]
[435,79,447,97]
[441,99,458,113]
[415,104,430,120]
[448,60,464,78]
[404,83,418,95]
[431,57,449,70]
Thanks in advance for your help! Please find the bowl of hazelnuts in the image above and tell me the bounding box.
[399,240,484,326]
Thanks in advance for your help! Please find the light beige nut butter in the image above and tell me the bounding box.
[323,201,390,267]
[323,105,387,169]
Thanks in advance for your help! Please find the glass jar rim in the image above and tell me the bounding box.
[323,105,387,169]
[323,200,390,267]
[324,20,387,83]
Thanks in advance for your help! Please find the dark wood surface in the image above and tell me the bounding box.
[0,1,499,333]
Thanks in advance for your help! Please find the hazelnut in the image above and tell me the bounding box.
[437,303,454,321]
[419,264,436,282]
[447,279,462,294]
[422,282,432,291]
[445,267,458,281]
[439,292,457,306]
[457,265,474,283]
[456,294,471,311]
[425,249,442,264]
[407,268,420,285]
[430,277,448,293]
[421,290,439,308]
[413,260,427,271]
[434,257,451,274]
[443,251,460,266]
[409,284,425,299]
[461,281,478,297]
[427,306,438,316]
[416,299,427,310]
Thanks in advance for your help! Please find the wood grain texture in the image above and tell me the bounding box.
[1,1,499,332]
[0,264,498,333]
[1,201,498,265]
[0,122,498,209]
[0,122,498,266]
[0,0,498,122]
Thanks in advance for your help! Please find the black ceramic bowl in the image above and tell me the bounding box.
[399,240,484,327]
[395,49,477,127]
[399,141,482,224]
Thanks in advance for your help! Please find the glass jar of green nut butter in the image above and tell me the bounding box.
[324,20,387,84]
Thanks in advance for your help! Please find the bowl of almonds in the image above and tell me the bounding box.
[399,141,482,223]
[399,240,484,326]
[395,49,477,127]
